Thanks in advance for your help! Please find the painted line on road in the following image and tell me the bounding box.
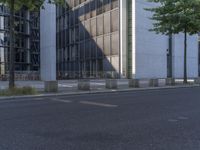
[50,98,72,103]
[178,116,189,120]
[168,119,178,122]
[79,101,118,108]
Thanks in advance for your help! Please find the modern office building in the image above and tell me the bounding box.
[0,0,198,81]
[56,0,119,79]
[0,5,40,78]
[55,0,199,79]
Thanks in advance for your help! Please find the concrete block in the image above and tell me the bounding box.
[44,81,58,92]
[139,79,149,88]
[149,79,159,87]
[129,79,140,88]
[158,79,166,87]
[78,80,90,91]
[166,78,175,86]
[106,79,118,89]
[194,78,200,84]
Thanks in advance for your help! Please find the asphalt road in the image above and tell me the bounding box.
[0,87,200,150]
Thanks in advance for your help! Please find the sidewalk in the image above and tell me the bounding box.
[0,79,199,100]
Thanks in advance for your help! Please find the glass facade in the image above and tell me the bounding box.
[0,5,40,78]
[56,0,120,79]
[127,0,132,79]
[30,12,40,72]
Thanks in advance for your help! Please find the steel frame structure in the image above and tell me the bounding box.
[0,5,40,77]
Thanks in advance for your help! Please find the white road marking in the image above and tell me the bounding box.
[34,98,45,100]
[178,116,189,120]
[168,119,178,122]
[79,101,118,108]
[50,98,72,103]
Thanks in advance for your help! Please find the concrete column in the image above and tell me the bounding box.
[120,0,127,78]
[40,0,57,92]
[0,15,5,75]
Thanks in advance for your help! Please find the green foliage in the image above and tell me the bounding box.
[146,0,200,83]
[146,0,200,35]
[0,0,65,11]
[0,87,37,96]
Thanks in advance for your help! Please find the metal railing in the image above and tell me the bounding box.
[57,71,120,80]
[0,71,40,81]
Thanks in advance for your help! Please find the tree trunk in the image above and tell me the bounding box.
[9,0,15,89]
[168,33,173,78]
[184,27,187,84]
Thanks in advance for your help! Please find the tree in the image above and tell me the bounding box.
[0,0,64,89]
[146,0,200,83]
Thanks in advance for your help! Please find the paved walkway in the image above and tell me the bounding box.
[0,80,77,91]
[0,79,199,98]
[0,80,130,92]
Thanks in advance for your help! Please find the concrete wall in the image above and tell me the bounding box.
[132,0,199,79]
[134,0,168,79]
[173,34,199,78]
[40,0,57,81]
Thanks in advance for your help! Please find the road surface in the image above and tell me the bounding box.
[0,87,200,150]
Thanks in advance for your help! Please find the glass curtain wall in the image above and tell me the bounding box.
[127,0,132,79]
[30,12,40,72]
[0,5,40,78]
[56,0,119,79]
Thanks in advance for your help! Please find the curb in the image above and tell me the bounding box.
[0,84,199,100]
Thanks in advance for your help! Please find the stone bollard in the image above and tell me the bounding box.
[194,78,200,84]
[129,79,140,88]
[44,81,58,92]
[149,79,159,87]
[78,79,90,91]
[106,79,118,89]
[166,78,175,86]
